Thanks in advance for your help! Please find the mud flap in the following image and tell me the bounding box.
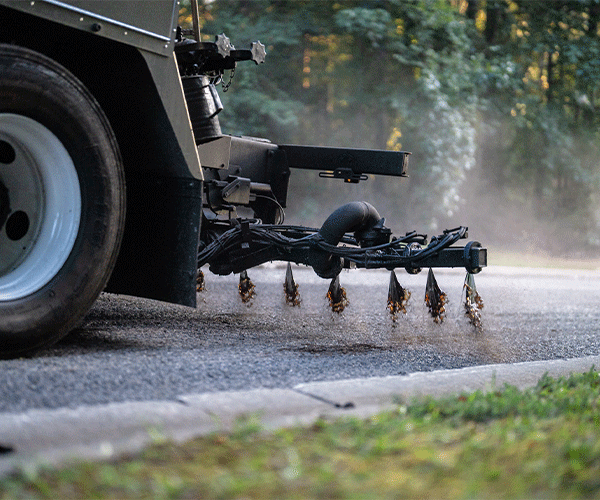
[106,175,202,307]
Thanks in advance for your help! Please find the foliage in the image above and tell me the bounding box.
[408,368,600,423]
[179,0,600,252]
[483,1,600,223]
[3,370,600,499]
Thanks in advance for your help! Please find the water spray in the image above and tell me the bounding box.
[327,275,349,313]
[238,270,256,303]
[196,270,205,292]
[283,262,301,306]
[425,268,447,323]
[463,272,484,331]
[387,270,411,322]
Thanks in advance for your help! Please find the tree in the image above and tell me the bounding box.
[179,0,600,253]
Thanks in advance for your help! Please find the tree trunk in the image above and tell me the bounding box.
[485,1,499,44]
[590,4,600,35]
[466,0,478,21]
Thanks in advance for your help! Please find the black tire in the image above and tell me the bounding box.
[0,44,125,358]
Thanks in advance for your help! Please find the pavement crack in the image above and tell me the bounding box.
[0,445,14,455]
[293,388,355,410]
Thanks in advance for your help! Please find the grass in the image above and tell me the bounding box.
[3,370,600,499]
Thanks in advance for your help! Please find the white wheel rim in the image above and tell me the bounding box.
[0,113,81,301]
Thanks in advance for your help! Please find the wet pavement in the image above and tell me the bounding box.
[2,265,600,413]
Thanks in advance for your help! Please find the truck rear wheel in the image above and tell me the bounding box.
[0,45,125,358]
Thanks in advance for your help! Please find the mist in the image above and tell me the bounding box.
[195,0,600,263]
[285,130,600,263]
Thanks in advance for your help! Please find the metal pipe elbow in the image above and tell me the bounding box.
[311,201,382,279]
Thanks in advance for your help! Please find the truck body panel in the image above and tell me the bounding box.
[0,1,203,308]
[0,0,177,54]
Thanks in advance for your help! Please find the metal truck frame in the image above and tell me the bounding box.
[0,0,486,358]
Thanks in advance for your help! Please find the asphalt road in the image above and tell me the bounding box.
[2,264,600,414]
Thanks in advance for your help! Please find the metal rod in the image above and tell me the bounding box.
[191,0,201,42]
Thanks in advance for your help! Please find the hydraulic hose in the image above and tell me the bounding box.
[310,201,382,278]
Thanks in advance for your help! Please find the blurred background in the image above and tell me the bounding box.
[180,0,600,261]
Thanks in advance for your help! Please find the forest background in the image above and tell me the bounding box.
[180,0,600,258]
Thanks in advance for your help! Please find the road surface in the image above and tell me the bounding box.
[2,265,600,414]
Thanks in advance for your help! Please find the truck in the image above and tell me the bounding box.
[0,0,487,359]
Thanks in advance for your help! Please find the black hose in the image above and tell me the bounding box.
[310,201,382,278]
[318,201,381,245]
[197,207,472,276]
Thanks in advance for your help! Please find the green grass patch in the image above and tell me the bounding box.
[3,370,600,499]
